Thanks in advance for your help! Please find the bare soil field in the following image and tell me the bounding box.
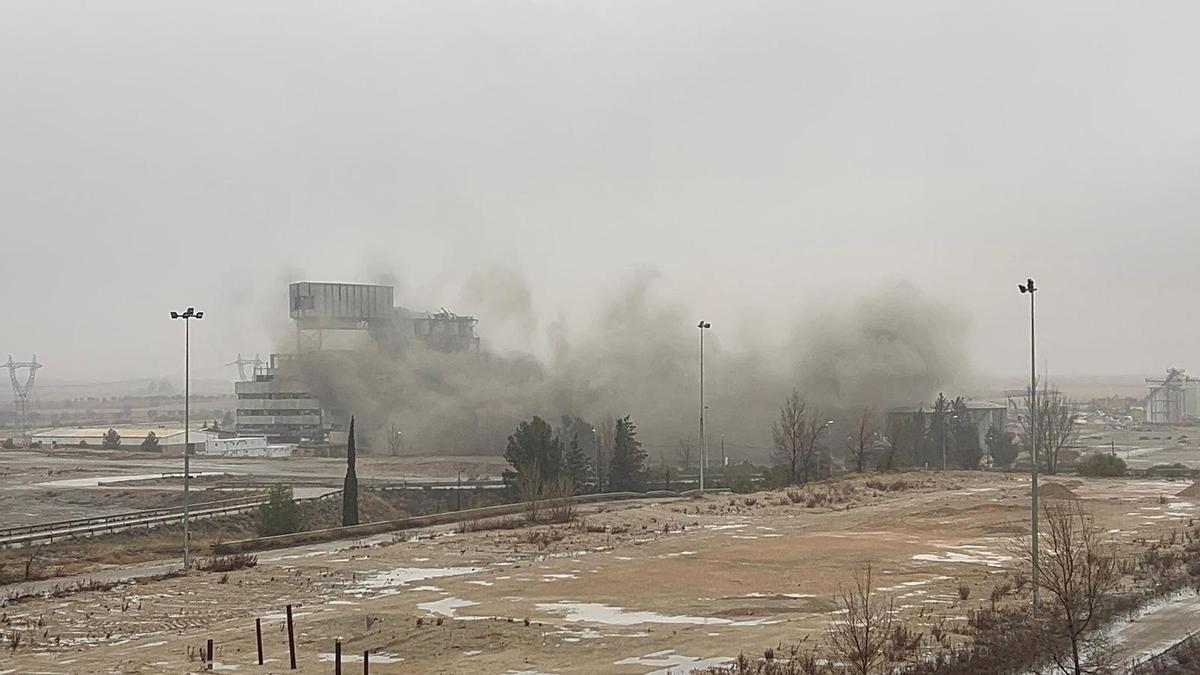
[0,450,510,526]
[0,489,476,583]
[1076,424,1200,470]
[1,471,1195,674]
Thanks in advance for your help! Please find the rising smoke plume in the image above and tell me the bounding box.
[282,269,970,460]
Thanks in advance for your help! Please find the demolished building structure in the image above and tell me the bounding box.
[235,282,478,446]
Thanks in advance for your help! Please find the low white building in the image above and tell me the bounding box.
[32,426,220,453]
[200,436,294,458]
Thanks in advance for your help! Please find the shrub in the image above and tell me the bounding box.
[139,432,160,452]
[725,462,758,494]
[1076,453,1127,477]
[101,428,122,449]
[544,477,576,523]
[760,464,792,490]
[256,484,301,536]
[521,527,566,550]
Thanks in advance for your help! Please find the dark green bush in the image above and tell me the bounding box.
[256,484,302,536]
[1076,453,1127,477]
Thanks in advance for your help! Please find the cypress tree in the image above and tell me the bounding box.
[342,416,359,526]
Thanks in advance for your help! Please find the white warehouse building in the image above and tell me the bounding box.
[31,426,220,453]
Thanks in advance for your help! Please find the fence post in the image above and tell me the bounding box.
[206,638,213,670]
[286,604,297,669]
[335,639,342,675]
[363,649,370,674]
[255,617,263,665]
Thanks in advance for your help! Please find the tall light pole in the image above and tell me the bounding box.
[941,413,959,471]
[592,427,602,493]
[941,414,946,471]
[171,306,203,571]
[697,321,711,494]
[1019,278,1039,606]
[821,419,834,479]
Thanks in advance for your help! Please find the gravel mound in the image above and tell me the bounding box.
[1031,483,1079,500]
[1176,482,1200,498]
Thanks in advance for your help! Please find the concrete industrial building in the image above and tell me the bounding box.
[886,400,1008,451]
[235,281,479,444]
[234,353,327,443]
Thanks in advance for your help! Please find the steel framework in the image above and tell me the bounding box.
[5,355,42,446]
[226,353,264,381]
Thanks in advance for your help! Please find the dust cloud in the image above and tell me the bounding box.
[281,270,970,459]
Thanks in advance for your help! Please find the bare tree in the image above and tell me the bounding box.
[543,475,576,523]
[517,459,542,523]
[773,389,807,484]
[1013,379,1080,475]
[800,408,831,483]
[852,406,877,473]
[675,438,694,470]
[827,565,894,675]
[772,389,829,484]
[1013,500,1119,675]
[881,417,906,471]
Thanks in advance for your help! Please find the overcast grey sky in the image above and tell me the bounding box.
[3,1,1198,386]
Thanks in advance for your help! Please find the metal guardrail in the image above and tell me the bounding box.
[0,494,267,539]
[0,490,342,549]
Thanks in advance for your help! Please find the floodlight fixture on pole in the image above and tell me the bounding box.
[1018,278,1039,607]
[698,321,711,495]
[592,427,602,493]
[171,306,203,571]
[821,419,834,479]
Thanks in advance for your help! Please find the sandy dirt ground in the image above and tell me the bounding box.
[1,471,1196,674]
[1076,424,1200,470]
[0,451,510,526]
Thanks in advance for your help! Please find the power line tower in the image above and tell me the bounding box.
[225,353,263,382]
[6,355,42,446]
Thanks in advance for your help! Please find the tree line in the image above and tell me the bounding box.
[501,414,647,495]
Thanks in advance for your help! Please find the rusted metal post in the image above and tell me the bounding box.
[363,650,370,674]
[255,617,263,665]
[286,604,297,669]
[206,638,213,669]
[334,639,342,675]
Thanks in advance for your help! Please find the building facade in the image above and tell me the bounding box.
[235,281,479,444]
[32,426,219,453]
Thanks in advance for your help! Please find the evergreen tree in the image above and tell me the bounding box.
[925,394,949,467]
[986,426,1018,468]
[563,435,592,493]
[101,428,121,449]
[951,397,983,469]
[140,432,159,452]
[342,416,359,526]
[608,415,646,491]
[257,484,301,536]
[503,416,563,492]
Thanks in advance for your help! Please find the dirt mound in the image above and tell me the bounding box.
[1030,483,1079,500]
[1177,482,1200,498]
